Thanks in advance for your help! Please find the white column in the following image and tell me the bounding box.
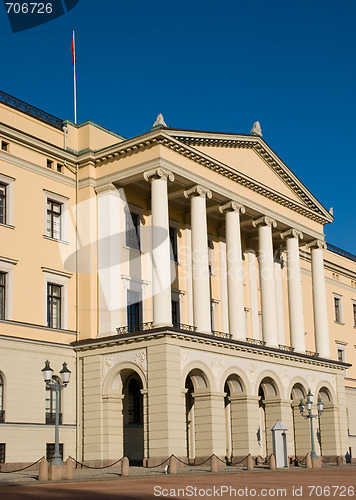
[217,231,229,334]
[281,229,305,352]
[274,256,285,346]
[184,185,212,334]
[219,201,246,340]
[306,239,330,358]
[144,168,174,327]
[246,248,260,340]
[96,183,122,336]
[252,216,278,347]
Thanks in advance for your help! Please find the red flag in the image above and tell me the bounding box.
[71,30,76,65]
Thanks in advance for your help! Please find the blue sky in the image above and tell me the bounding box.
[1,0,355,252]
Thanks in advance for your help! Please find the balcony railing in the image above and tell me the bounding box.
[278,344,295,352]
[0,410,4,423]
[305,350,319,357]
[45,412,62,425]
[212,330,231,339]
[173,323,197,332]
[246,337,266,346]
[116,322,153,335]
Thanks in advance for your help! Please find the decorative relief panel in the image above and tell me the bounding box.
[102,348,147,383]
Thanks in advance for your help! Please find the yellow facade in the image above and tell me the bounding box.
[0,92,355,467]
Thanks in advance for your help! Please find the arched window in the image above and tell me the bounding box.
[45,376,62,425]
[0,374,4,422]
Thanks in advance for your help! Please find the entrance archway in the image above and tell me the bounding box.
[317,386,338,457]
[258,377,279,456]
[122,371,144,465]
[185,368,209,461]
[290,383,309,458]
[224,374,245,461]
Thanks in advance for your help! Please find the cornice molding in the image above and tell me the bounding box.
[90,131,331,225]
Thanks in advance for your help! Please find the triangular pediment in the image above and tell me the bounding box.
[163,129,332,223]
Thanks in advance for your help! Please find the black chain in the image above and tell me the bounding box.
[0,456,44,474]
[68,456,123,469]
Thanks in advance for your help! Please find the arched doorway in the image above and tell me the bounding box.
[122,372,144,465]
[185,369,209,462]
[258,377,279,457]
[224,374,245,462]
[317,386,337,457]
[290,383,309,458]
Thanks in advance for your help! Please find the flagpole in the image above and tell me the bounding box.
[72,29,77,124]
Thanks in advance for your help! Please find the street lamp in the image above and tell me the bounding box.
[41,360,71,466]
[298,389,323,460]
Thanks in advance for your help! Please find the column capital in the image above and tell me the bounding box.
[143,167,174,182]
[184,184,212,199]
[306,239,327,250]
[252,215,277,228]
[95,182,118,195]
[219,201,245,214]
[281,228,304,240]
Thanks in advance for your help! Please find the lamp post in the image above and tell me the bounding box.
[41,360,71,466]
[298,389,324,460]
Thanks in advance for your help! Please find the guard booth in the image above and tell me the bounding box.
[270,421,288,468]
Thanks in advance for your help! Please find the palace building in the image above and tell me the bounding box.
[0,91,355,468]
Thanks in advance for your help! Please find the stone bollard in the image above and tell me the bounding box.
[247,454,254,471]
[337,456,343,467]
[168,455,178,474]
[65,457,74,480]
[121,457,130,477]
[256,456,264,465]
[269,454,276,470]
[210,455,219,473]
[38,458,48,481]
[312,458,321,469]
[306,454,312,469]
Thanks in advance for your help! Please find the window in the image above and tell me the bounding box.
[169,227,178,262]
[127,379,143,425]
[1,141,8,152]
[0,273,5,320]
[46,443,63,462]
[337,349,345,363]
[353,303,356,328]
[0,374,4,423]
[0,444,5,464]
[172,298,180,327]
[57,163,63,173]
[334,296,342,323]
[125,211,140,250]
[47,159,53,169]
[47,283,62,329]
[0,183,6,224]
[208,237,215,275]
[127,290,142,332]
[46,199,62,240]
[45,376,62,424]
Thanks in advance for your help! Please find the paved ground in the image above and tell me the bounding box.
[0,464,355,499]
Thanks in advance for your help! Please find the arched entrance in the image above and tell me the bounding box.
[224,374,245,462]
[290,383,309,458]
[122,371,144,465]
[258,377,279,457]
[317,386,338,457]
[185,369,209,462]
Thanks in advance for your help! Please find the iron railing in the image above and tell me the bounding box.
[173,323,197,332]
[306,350,319,357]
[211,330,231,339]
[0,90,63,129]
[326,243,356,262]
[278,344,295,352]
[246,337,266,346]
[116,322,153,335]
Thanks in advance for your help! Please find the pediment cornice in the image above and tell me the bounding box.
[90,129,332,225]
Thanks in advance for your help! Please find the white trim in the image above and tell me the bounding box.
[43,271,69,330]
[0,259,15,320]
[41,267,72,279]
[43,190,69,242]
[0,172,15,226]
[333,293,344,324]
